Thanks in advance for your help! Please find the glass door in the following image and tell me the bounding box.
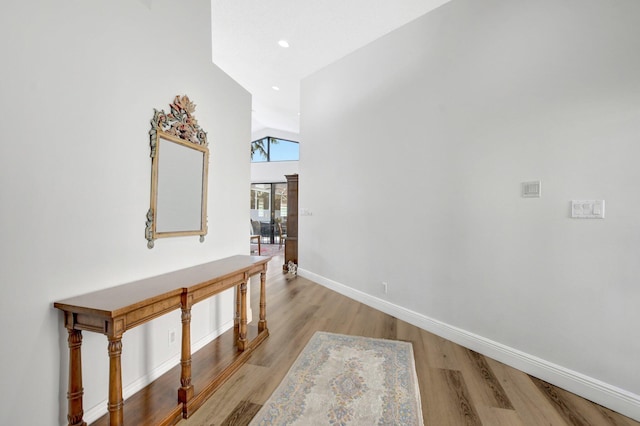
[250,182,287,244]
[273,183,287,246]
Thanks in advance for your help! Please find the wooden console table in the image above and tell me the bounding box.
[54,255,270,426]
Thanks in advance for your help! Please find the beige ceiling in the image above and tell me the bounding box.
[211,0,452,135]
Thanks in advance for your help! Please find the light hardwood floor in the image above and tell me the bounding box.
[178,255,639,426]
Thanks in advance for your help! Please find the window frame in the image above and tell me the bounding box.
[251,137,299,162]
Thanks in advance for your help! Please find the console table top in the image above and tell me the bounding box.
[53,255,270,317]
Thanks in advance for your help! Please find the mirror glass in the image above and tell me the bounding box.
[146,95,209,248]
[156,134,206,232]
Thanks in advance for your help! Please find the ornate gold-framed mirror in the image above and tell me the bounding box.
[146,95,209,249]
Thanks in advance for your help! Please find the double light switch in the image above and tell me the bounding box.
[571,200,605,219]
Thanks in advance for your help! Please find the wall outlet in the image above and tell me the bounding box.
[168,329,177,346]
[382,282,388,294]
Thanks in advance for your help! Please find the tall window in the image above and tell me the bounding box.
[251,137,299,162]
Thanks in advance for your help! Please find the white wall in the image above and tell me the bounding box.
[300,0,640,419]
[252,127,300,144]
[0,1,251,424]
[251,161,299,184]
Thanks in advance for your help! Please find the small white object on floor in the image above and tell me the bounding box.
[286,261,297,281]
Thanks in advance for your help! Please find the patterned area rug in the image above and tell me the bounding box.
[249,331,424,425]
[251,243,284,258]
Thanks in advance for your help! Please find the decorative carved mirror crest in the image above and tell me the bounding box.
[146,95,209,248]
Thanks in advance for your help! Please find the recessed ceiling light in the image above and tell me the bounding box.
[272,86,280,91]
[278,40,290,48]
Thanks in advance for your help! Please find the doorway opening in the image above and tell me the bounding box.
[250,182,287,246]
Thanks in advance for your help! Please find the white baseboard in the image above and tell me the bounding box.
[298,268,640,422]
[83,319,234,424]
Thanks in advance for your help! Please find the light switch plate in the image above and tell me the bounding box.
[571,200,605,218]
[522,181,541,198]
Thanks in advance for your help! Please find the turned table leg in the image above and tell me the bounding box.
[238,277,248,351]
[258,270,268,333]
[234,284,241,342]
[178,295,194,406]
[66,328,87,426]
[107,336,124,426]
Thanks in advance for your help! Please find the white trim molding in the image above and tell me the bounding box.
[298,268,640,422]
